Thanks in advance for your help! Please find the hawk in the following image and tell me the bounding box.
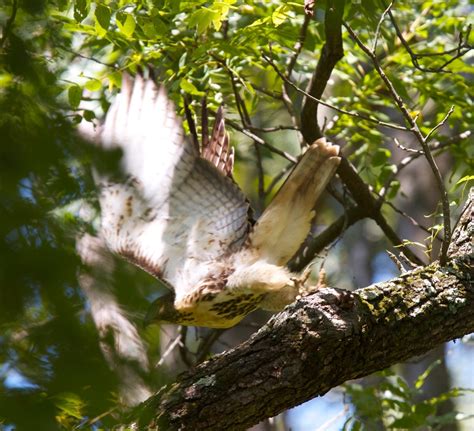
[90,74,340,328]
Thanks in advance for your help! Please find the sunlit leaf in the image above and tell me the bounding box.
[95,4,111,34]
[84,79,102,92]
[68,85,82,109]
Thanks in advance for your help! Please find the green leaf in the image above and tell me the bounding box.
[350,421,362,431]
[74,0,89,22]
[372,148,391,167]
[68,85,82,109]
[83,110,96,122]
[391,415,424,428]
[117,12,136,38]
[84,78,102,92]
[456,175,474,185]
[178,52,187,70]
[108,71,122,90]
[180,79,204,96]
[53,392,84,419]
[415,360,441,389]
[413,402,436,418]
[271,5,291,27]
[188,9,217,34]
[378,164,397,184]
[95,4,111,34]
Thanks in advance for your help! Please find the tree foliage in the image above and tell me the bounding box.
[0,0,472,429]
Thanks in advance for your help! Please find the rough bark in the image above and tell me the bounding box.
[130,193,473,431]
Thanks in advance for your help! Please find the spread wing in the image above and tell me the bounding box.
[201,106,234,177]
[248,138,340,266]
[90,74,250,295]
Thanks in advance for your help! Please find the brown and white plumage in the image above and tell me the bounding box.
[90,74,340,328]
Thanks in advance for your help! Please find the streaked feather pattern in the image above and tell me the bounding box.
[93,74,250,302]
[86,74,341,327]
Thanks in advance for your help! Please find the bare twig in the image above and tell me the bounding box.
[254,141,265,211]
[196,329,226,363]
[424,106,455,142]
[385,200,442,241]
[250,83,283,100]
[58,45,118,69]
[393,137,424,155]
[228,71,267,209]
[386,250,407,273]
[265,162,294,196]
[373,1,394,53]
[316,405,350,431]
[387,6,473,73]
[225,118,297,163]
[286,13,312,79]
[178,326,193,368]
[247,125,299,133]
[156,331,185,368]
[344,23,452,265]
[380,132,470,198]
[262,53,411,132]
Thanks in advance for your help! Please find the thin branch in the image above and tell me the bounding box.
[0,0,18,48]
[262,53,410,132]
[385,199,443,241]
[424,106,455,142]
[196,329,226,363]
[393,137,424,155]
[156,333,184,368]
[286,13,312,79]
[289,206,366,271]
[380,132,470,198]
[178,326,193,368]
[225,118,297,163]
[58,45,118,69]
[247,125,299,133]
[228,70,267,209]
[250,83,283,100]
[344,23,452,265]
[373,1,394,53]
[282,13,312,147]
[316,405,350,431]
[253,142,266,211]
[387,6,473,73]
[265,162,294,196]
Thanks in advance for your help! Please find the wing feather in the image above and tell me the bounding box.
[248,138,340,266]
[201,106,234,177]
[92,74,250,295]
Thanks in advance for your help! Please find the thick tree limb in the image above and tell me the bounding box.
[130,193,473,430]
[300,0,345,143]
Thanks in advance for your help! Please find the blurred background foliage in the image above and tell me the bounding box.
[0,0,473,429]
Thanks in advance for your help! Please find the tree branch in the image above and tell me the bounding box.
[129,192,473,431]
[344,23,452,265]
[300,0,345,143]
[263,1,426,268]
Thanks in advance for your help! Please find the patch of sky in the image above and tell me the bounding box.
[287,388,351,431]
[371,251,398,284]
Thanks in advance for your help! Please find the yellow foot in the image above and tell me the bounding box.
[293,267,327,298]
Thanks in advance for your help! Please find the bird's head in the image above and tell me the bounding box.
[144,292,184,326]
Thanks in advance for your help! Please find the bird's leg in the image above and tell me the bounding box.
[293,266,327,298]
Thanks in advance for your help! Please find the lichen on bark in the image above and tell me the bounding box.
[128,192,473,431]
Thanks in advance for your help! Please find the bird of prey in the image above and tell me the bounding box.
[90,74,340,328]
